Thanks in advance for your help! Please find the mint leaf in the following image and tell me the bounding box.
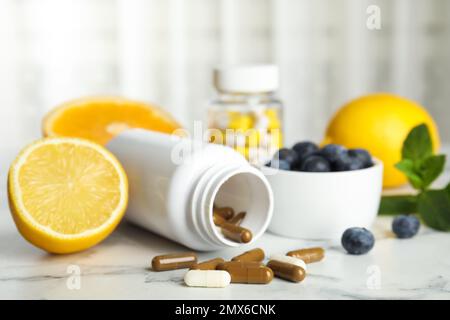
[401,123,432,161]
[417,183,450,231]
[379,195,418,215]
[395,159,424,189]
[418,155,446,189]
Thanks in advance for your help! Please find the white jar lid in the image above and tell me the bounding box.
[214,64,279,93]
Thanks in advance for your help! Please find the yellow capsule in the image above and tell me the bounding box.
[228,112,253,130]
[223,129,245,148]
[245,129,261,148]
[267,130,283,149]
[264,108,281,130]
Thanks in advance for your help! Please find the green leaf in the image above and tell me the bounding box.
[418,155,446,189]
[395,159,424,189]
[379,195,418,215]
[417,183,450,231]
[401,123,432,161]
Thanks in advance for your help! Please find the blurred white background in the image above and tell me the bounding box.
[0,0,449,152]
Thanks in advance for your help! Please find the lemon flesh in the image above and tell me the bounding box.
[8,138,128,253]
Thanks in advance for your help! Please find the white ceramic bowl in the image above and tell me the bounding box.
[262,160,383,240]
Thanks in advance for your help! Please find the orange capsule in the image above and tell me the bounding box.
[231,248,265,262]
[287,247,325,264]
[151,252,197,271]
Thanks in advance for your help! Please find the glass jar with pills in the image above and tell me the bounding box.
[207,65,283,165]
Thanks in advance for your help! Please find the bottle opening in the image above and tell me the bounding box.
[207,169,273,247]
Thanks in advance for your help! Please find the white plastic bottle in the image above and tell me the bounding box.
[107,129,273,251]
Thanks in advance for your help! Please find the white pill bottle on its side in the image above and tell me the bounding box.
[107,129,273,251]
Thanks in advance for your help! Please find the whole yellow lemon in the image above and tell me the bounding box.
[324,93,440,188]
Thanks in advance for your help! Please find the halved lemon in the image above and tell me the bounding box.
[8,137,128,254]
[42,96,182,145]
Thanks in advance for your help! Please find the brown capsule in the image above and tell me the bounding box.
[213,206,235,220]
[190,258,225,270]
[217,262,273,284]
[217,261,263,269]
[221,223,253,243]
[286,247,325,264]
[228,211,246,225]
[267,260,306,283]
[213,212,227,226]
[151,252,197,271]
[231,248,265,262]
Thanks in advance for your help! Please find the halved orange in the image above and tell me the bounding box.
[42,96,182,145]
[8,137,128,254]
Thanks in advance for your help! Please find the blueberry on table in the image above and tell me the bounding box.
[298,155,331,172]
[332,150,365,171]
[392,215,420,239]
[319,144,346,163]
[341,227,375,255]
[292,141,319,162]
[348,148,373,168]
[273,148,298,166]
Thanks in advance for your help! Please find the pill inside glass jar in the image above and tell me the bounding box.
[208,65,284,166]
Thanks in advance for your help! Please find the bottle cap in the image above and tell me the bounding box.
[214,65,279,93]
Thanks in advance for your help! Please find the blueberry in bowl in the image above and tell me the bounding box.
[267,159,291,171]
[292,141,319,162]
[272,148,299,168]
[263,141,383,240]
[298,155,331,172]
[348,149,374,168]
[266,141,374,173]
[332,150,366,171]
[319,144,346,164]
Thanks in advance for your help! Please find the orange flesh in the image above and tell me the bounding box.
[46,100,181,145]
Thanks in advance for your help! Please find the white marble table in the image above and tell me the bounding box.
[1,210,450,299]
[0,149,449,300]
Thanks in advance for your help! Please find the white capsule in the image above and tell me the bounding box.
[269,254,307,271]
[184,270,231,288]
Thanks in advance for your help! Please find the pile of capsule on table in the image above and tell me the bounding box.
[151,247,325,288]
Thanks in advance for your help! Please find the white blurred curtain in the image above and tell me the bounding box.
[1,0,450,151]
